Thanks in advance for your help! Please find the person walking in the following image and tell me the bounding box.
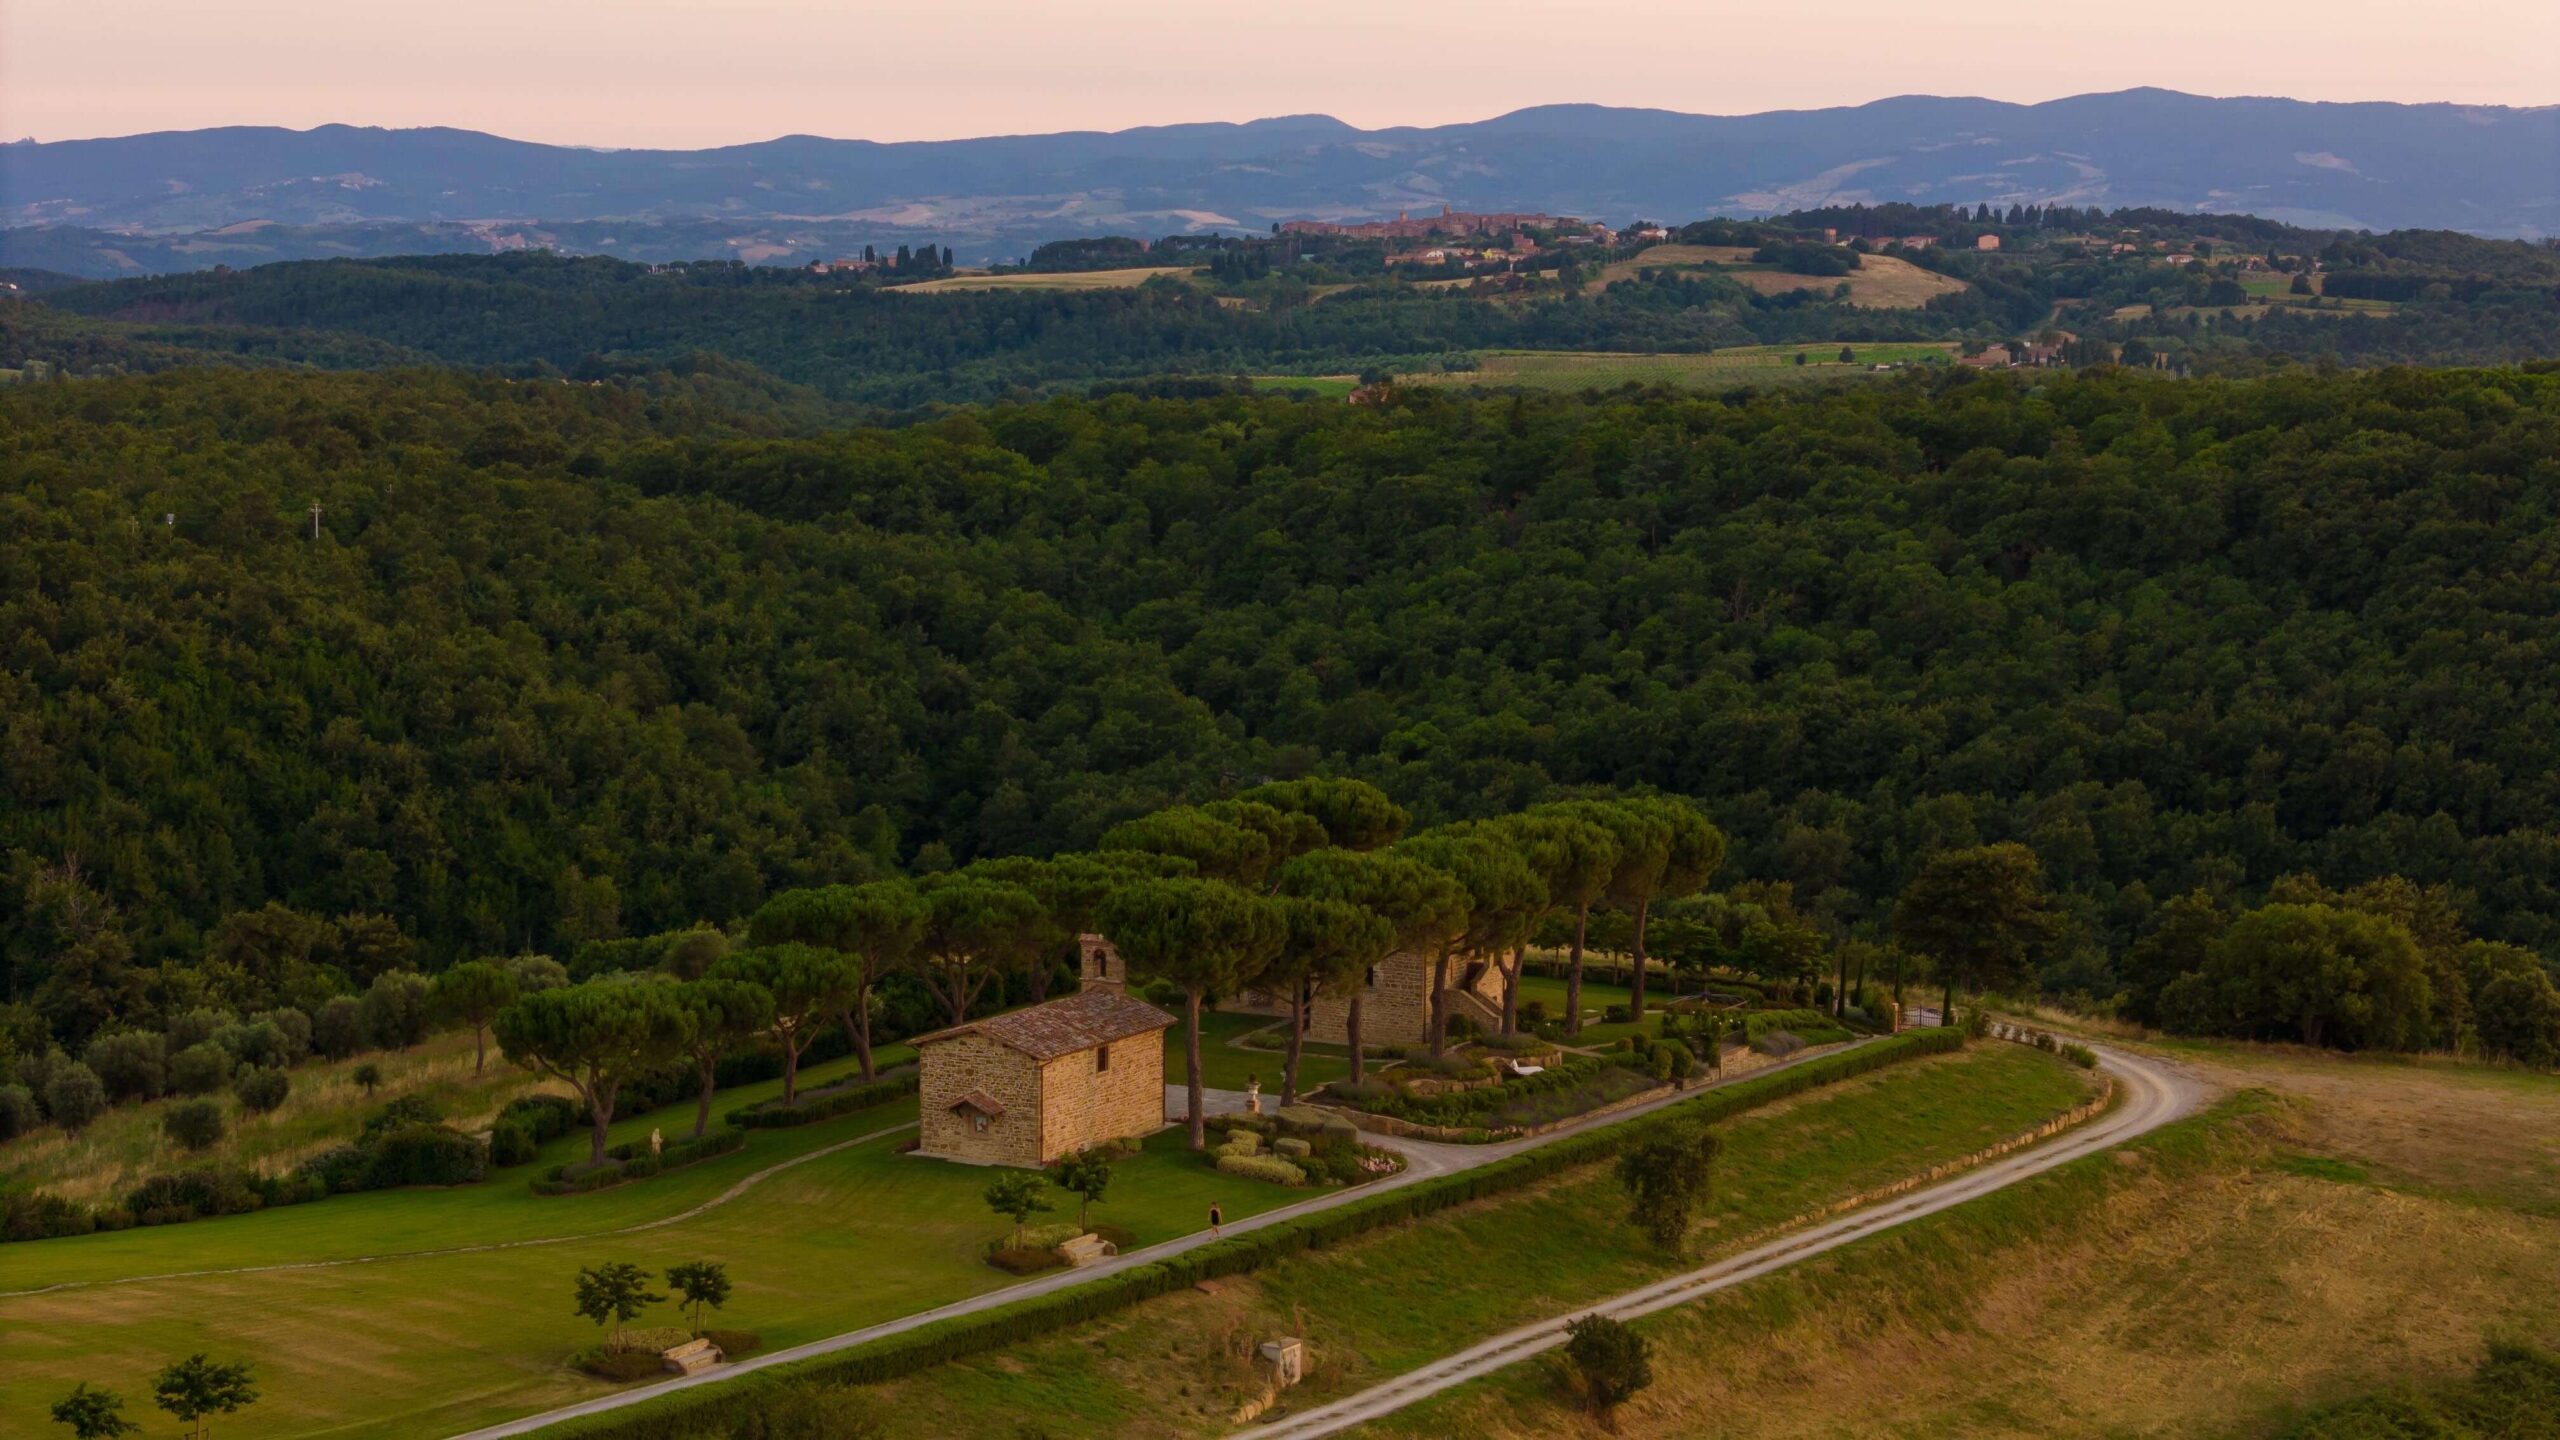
[1209,1202,1224,1239]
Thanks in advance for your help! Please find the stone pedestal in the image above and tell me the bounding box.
[1260,1337,1305,1387]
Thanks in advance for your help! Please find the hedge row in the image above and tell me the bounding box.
[531,1128,750,1196]
[538,1027,1963,1440]
[724,1071,919,1130]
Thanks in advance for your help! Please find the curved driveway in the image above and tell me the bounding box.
[453,1041,1873,1438]
[1244,1042,2205,1438]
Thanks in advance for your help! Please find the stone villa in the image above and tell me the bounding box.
[1226,948,1505,1047]
[912,987,1175,1167]
[1077,932,1503,1048]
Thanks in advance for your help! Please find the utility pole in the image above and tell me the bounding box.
[310,502,324,539]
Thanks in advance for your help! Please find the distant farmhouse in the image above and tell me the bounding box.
[1280,205,1606,244]
[912,987,1174,1167]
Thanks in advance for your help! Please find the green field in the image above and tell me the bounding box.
[893,266,1199,294]
[1249,374,1359,398]
[0,1021,1313,1440]
[1405,346,1954,392]
[847,1041,2096,1436]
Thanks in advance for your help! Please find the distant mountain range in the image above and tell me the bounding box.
[5,89,2556,277]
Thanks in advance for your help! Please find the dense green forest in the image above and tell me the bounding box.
[8,362,2560,1050]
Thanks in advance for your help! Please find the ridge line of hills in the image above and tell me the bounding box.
[5,88,2556,277]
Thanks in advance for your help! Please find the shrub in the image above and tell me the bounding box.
[701,1330,762,1360]
[163,1099,228,1151]
[1742,1009,1834,1041]
[0,1083,37,1140]
[1603,1004,1632,1024]
[83,1030,167,1101]
[295,1144,373,1193]
[362,970,434,1049]
[351,1061,384,1095]
[216,1018,293,1070]
[985,1245,1064,1275]
[254,1007,314,1064]
[505,954,572,993]
[312,997,367,1059]
[1751,1030,1805,1057]
[168,1041,234,1095]
[5,1191,99,1240]
[1323,1079,1399,1110]
[364,1123,487,1187]
[369,1096,444,1134]
[1518,999,1549,1029]
[42,1062,107,1131]
[490,1119,539,1168]
[500,1092,581,1143]
[2060,1042,2100,1069]
[233,1066,291,1114]
[1561,1313,1654,1418]
[576,1348,670,1383]
[1216,1153,1307,1185]
[125,1167,266,1220]
[164,1007,235,1053]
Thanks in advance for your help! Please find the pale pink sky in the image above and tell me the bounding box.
[6,0,2555,146]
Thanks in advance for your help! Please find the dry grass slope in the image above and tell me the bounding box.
[1370,1046,2560,1439]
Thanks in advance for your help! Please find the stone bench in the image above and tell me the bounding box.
[1059,1233,1118,1267]
[661,1338,724,1375]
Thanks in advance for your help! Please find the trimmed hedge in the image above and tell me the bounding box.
[1216,1153,1307,1186]
[538,1028,1964,1440]
[724,1071,919,1130]
[532,1128,749,1196]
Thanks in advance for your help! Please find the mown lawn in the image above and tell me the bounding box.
[0,1027,1313,1440]
[1171,1009,1351,1092]
[850,1041,2098,1436]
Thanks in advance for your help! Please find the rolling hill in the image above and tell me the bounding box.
[4,89,2556,277]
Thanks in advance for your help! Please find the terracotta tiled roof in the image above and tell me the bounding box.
[949,1089,1007,1119]
[912,988,1176,1061]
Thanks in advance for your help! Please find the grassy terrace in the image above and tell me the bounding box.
[0,1023,1309,1440]
[846,1041,2096,1436]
